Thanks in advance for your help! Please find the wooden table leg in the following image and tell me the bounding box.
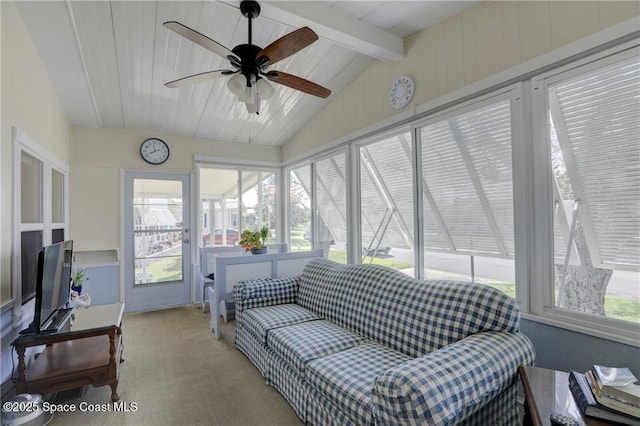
[518,366,542,426]
[15,344,27,394]
[110,381,120,402]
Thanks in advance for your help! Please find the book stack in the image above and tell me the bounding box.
[569,365,640,426]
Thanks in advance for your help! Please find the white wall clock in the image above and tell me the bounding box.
[140,138,170,165]
[389,75,415,110]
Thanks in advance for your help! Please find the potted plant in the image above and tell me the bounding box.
[239,225,270,254]
[71,268,88,293]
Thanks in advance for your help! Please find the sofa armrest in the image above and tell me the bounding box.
[372,331,535,425]
[233,276,300,315]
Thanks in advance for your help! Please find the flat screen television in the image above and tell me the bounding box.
[22,240,74,334]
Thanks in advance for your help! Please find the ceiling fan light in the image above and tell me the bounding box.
[227,73,246,96]
[238,87,253,103]
[256,78,275,99]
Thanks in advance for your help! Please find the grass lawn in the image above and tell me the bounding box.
[135,255,182,284]
[481,284,639,323]
[181,243,640,324]
[604,296,640,323]
[324,251,640,323]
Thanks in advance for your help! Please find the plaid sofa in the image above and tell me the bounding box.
[234,258,535,425]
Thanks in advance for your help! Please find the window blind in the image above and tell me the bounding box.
[550,54,640,269]
[419,98,514,257]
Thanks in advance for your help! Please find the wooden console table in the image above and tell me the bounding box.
[519,366,614,426]
[12,303,125,402]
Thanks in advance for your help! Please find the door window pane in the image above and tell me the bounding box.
[359,132,414,275]
[315,153,347,263]
[418,98,515,296]
[289,165,312,252]
[21,151,42,223]
[548,53,640,323]
[133,179,183,285]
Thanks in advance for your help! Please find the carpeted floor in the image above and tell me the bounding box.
[47,305,302,426]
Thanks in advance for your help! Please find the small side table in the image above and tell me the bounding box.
[518,366,614,426]
[12,303,125,402]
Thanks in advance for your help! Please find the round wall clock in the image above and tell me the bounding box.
[139,138,170,165]
[389,75,415,110]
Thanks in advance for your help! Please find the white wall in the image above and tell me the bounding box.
[1,0,72,388]
[1,0,71,304]
[282,0,639,161]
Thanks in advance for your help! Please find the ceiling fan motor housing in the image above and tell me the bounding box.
[240,1,261,19]
[231,44,265,86]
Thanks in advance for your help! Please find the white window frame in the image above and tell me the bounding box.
[411,85,525,286]
[284,147,352,261]
[313,148,351,262]
[11,128,69,326]
[284,162,313,252]
[352,126,414,269]
[529,41,640,346]
[194,160,282,250]
[281,21,640,346]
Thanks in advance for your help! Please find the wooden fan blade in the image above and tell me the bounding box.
[164,21,239,62]
[257,27,318,66]
[165,70,234,88]
[265,71,331,98]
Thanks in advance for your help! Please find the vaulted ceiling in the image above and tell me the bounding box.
[15,1,478,146]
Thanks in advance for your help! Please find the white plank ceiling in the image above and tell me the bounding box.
[15,1,479,146]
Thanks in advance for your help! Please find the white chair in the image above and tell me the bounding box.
[199,246,246,312]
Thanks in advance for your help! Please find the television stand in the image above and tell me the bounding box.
[19,308,74,335]
[11,303,125,402]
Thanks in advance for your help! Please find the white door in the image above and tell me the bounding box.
[124,171,191,312]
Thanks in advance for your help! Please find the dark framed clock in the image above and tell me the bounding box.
[139,138,170,165]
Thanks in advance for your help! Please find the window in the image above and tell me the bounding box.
[315,152,347,263]
[132,179,184,285]
[198,165,278,248]
[538,47,639,325]
[9,129,68,312]
[241,169,277,241]
[21,151,43,224]
[415,93,517,296]
[19,151,44,305]
[288,164,312,252]
[200,168,239,247]
[51,168,65,243]
[358,131,415,274]
[282,38,638,344]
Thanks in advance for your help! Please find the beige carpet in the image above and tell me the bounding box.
[48,305,302,426]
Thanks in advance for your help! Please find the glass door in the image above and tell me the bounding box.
[124,171,191,312]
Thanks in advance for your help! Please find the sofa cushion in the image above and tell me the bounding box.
[372,331,535,425]
[242,304,322,345]
[306,343,411,425]
[269,320,365,378]
[234,276,299,314]
[298,258,521,357]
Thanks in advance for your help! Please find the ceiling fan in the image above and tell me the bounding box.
[163,0,331,114]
